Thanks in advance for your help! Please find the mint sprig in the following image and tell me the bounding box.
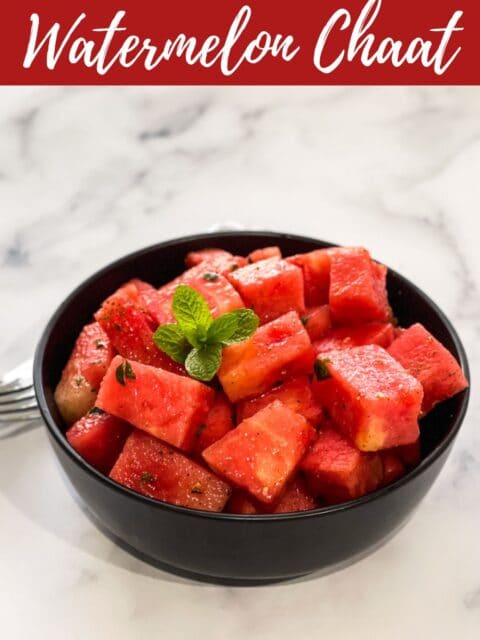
[153,285,259,382]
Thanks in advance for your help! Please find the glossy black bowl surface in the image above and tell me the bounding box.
[34,232,470,583]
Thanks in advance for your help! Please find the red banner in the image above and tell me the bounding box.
[0,0,478,84]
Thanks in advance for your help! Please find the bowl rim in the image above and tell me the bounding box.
[34,230,471,522]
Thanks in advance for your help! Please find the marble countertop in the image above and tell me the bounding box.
[0,86,478,639]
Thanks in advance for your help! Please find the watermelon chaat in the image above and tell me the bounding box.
[55,245,468,514]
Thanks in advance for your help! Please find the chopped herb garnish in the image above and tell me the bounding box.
[116,363,125,386]
[314,358,332,381]
[203,272,219,282]
[124,360,136,380]
[116,360,136,385]
[196,424,207,437]
[247,257,253,264]
[74,376,84,387]
[114,323,122,332]
[140,472,155,484]
[230,263,239,272]
[300,315,309,326]
[191,482,203,494]
[89,407,105,415]
[95,340,106,349]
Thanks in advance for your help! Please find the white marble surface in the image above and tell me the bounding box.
[0,86,479,639]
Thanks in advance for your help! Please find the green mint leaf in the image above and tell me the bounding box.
[172,285,212,347]
[203,272,218,282]
[222,308,259,345]
[314,358,332,381]
[185,344,222,382]
[116,363,125,386]
[153,323,190,364]
[206,312,239,345]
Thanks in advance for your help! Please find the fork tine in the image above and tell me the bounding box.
[0,408,41,422]
[0,358,33,395]
[0,388,35,404]
[0,380,33,395]
[0,397,39,413]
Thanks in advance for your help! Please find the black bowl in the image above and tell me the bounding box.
[34,232,470,583]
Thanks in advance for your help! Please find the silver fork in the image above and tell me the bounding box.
[0,359,41,438]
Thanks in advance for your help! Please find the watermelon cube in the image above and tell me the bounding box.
[387,323,468,414]
[192,392,234,455]
[313,345,423,451]
[271,476,318,513]
[313,322,395,354]
[236,376,322,426]
[226,491,259,514]
[302,305,332,341]
[95,281,181,373]
[227,258,305,324]
[301,425,383,504]
[329,248,391,324]
[247,246,282,263]
[380,452,406,487]
[145,265,245,327]
[54,322,114,424]
[218,311,314,402]
[287,249,332,306]
[226,476,317,514]
[185,248,247,274]
[66,410,131,474]
[96,356,214,451]
[110,430,231,512]
[202,400,315,504]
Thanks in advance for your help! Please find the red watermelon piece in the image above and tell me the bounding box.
[185,248,247,274]
[226,491,259,514]
[287,249,332,307]
[313,345,423,451]
[301,425,383,504]
[203,400,315,504]
[272,476,318,513]
[110,430,231,512]
[236,376,322,426]
[247,246,282,263]
[54,322,114,424]
[313,322,395,354]
[96,356,214,451]
[218,311,314,402]
[227,258,305,324]
[329,248,391,324]
[302,305,332,341]
[380,452,406,487]
[66,410,131,474]
[192,392,234,455]
[95,282,181,373]
[227,476,317,514]
[387,323,468,414]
